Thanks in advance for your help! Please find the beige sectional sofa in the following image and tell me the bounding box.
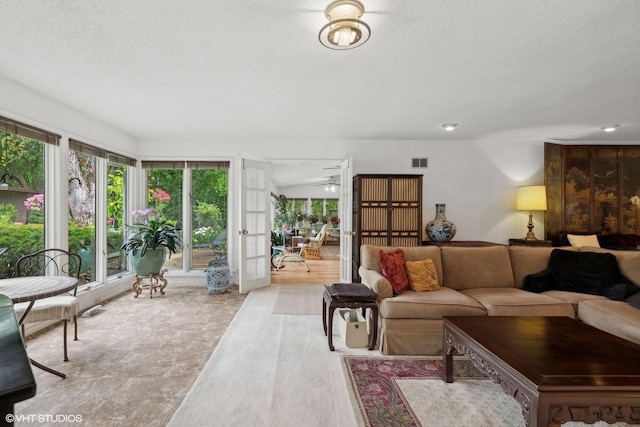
[358,244,640,355]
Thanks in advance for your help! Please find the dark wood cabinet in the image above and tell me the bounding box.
[508,238,552,247]
[352,174,422,281]
[544,142,640,244]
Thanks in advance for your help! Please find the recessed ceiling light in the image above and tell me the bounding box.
[601,124,620,132]
[441,123,458,132]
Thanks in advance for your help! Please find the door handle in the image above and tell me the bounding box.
[239,229,249,235]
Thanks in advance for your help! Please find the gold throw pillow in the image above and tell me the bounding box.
[405,259,440,291]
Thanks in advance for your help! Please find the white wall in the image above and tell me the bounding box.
[5,74,637,251]
[1,77,139,326]
[138,137,546,244]
[1,77,137,155]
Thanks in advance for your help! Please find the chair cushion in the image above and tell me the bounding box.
[13,295,79,322]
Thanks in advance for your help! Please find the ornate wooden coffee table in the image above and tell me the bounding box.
[443,316,640,427]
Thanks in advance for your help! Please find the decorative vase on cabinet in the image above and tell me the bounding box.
[425,204,457,242]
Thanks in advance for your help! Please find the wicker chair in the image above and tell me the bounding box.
[300,224,328,259]
[13,249,82,362]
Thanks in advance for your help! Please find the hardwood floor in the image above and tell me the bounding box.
[270,246,340,285]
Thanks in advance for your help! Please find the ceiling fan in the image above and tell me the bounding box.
[315,178,340,192]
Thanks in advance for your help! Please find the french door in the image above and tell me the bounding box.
[238,158,271,293]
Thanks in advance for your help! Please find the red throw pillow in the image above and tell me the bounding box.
[379,249,409,294]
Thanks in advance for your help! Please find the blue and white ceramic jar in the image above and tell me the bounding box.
[425,204,457,242]
[206,259,230,294]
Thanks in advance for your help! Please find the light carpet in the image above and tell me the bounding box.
[168,283,372,427]
[271,283,323,315]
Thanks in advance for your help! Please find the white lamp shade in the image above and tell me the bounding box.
[516,186,547,211]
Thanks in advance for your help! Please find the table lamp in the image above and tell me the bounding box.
[516,185,547,241]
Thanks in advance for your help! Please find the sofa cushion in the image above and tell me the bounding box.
[567,233,600,248]
[379,249,409,294]
[461,288,575,317]
[441,246,515,290]
[578,299,640,345]
[379,287,486,319]
[405,259,440,291]
[361,245,443,276]
[579,247,640,287]
[541,290,608,313]
[509,245,578,288]
[523,249,637,300]
[628,291,640,309]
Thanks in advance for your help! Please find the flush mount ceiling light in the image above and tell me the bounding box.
[441,123,459,132]
[601,124,620,132]
[319,0,370,50]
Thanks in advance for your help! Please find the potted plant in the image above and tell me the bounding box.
[121,211,182,276]
[271,230,286,254]
[295,211,308,228]
[308,213,319,226]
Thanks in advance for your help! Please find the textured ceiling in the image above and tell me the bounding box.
[1,0,639,145]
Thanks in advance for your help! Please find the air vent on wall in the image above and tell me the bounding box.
[411,158,428,168]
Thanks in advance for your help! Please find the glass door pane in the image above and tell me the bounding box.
[146,169,183,270]
[107,163,128,276]
[68,150,97,282]
[191,168,228,269]
[0,132,46,278]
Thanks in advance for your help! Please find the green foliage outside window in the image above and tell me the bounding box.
[0,134,45,190]
[0,204,17,224]
[0,224,45,278]
[107,167,125,229]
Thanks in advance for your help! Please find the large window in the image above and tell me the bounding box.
[142,160,229,271]
[0,116,58,278]
[144,162,184,271]
[68,140,136,283]
[68,144,97,282]
[190,162,229,269]
[107,155,132,277]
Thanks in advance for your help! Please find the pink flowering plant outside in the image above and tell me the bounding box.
[24,193,45,224]
[24,193,44,211]
[150,188,170,215]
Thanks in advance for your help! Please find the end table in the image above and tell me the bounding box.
[322,283,378,351]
